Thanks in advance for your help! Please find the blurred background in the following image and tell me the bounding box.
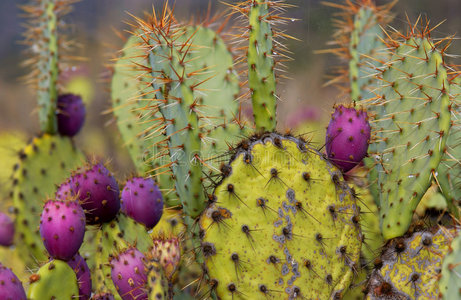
[0,0,460,178]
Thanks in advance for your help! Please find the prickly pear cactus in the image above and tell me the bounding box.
[244,0,277,131]
[200,133,362,299]
[436,77,461,217]
[439,232,461,299]
[28,260,79,300]
[22,0,75,134]
[12,134,84,265]
[365,226,459,299]
[363,28,451,239]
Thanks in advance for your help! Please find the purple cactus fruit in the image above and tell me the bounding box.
[56,178,75,201]
[57,94,86,137]
[67,254,92,300]
[110,248,148,300]
[325,104,371,172]
[72,163,120,224]
[121,177,163,229]
[39,200,86,261]
[0,212,14,247]
[91,292,116,300]
[0,263,27,300]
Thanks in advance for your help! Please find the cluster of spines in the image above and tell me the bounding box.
[21,0,79,134]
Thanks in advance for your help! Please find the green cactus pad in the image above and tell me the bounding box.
[439,232,461,299]
[348,171,384,264]
[247,0,277,131]
[200,133,362,299]
[365,226,459,299]
[176,26,240,129]
[28,259,79,300]
[144,19,206,218]
[436,77,461,217]
[12,134,85,266]
[111,34,158,174]
[364,35,451,239]
[22,0,75,134]
[349,5,387,101]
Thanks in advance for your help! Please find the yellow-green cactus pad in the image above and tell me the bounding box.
[146,258,168,300]
[28,259,79,300]
[12,134,85,266]
[200,133,362,299]
[365,226,459,299]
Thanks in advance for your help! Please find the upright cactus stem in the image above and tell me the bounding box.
[139,11,206,218]
[23,0,64,134]
[248,0,277,132]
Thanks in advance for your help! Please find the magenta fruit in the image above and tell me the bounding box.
[67,254,92,300]
[72,163,120,224]
[39,200,86,261]
[0,263,27,300]
[57,93,86,137]
[325,104,371,172]
[110,248,148,300]
[121,177,163,229]
[0,212,14,247]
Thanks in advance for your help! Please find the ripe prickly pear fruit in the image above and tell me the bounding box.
[57,94,86,137]
[110,247,148,300]
[326,104,370,172]
[152,237,180,280]
[55,178,75,201]
[39,200,86,261]
[0,212,14,247]
[0,263,27,300]
[72,163,120,224]
[92,292,115,300]
[121,177,163,229]
[67,254,92,300]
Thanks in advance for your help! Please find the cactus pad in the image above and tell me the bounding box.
[439,232,461,299]
[363,31,451,239]
[12,134,84,265]
[28,259,79,300]
[200,133,362,299]
[111,34,158,174]
[436,77,461,217]
[365,226,459,299]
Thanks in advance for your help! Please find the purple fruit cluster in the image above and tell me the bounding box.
[39,200,86,261]
[121,177,163,229]
[0,264,26,300]
[325,104,371,172]
[72,163,120,224]
[110,248,148,300]
[57,93,86,137]
[0,212,14,247]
